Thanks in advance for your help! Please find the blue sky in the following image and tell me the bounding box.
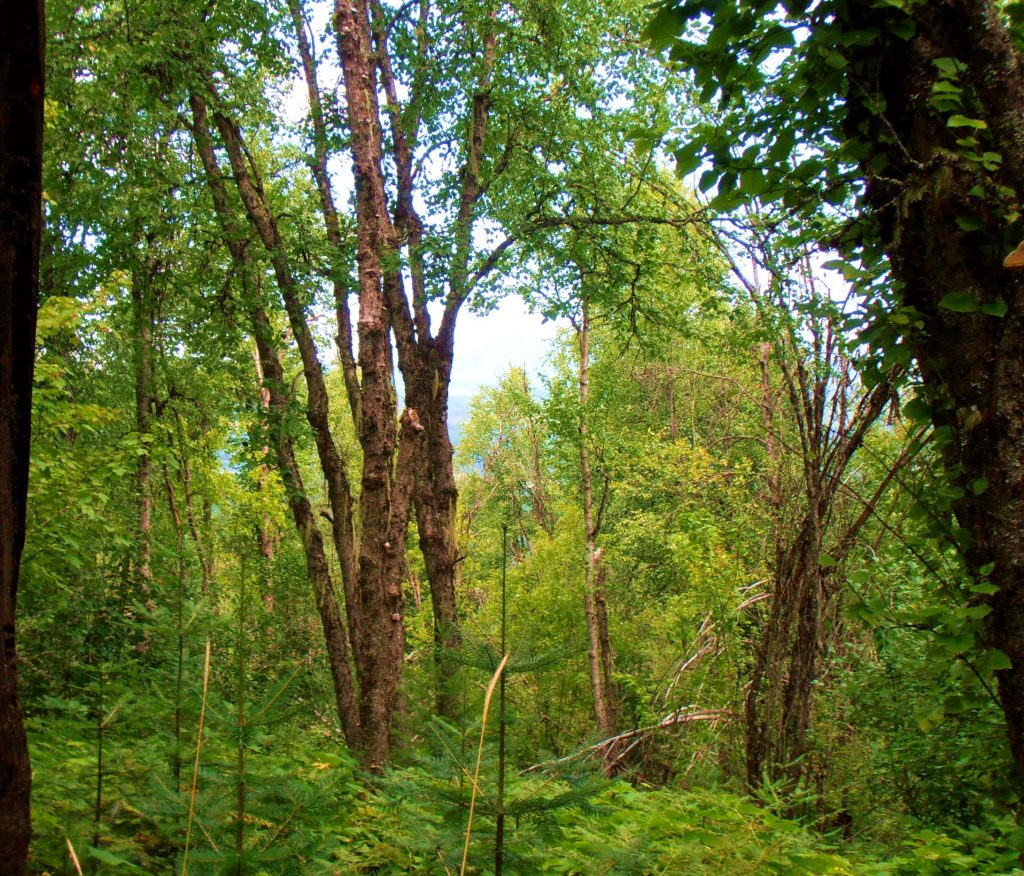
[447,298,562,441]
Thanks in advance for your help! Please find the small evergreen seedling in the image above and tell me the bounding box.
[423,524,607,874]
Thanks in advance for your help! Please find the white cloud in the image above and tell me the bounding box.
[448,298,563,437]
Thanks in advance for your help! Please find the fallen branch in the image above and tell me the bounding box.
[522,706,732,775]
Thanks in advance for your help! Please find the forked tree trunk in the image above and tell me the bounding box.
[742,308,896,792]
[0,0,43,868]
[194,69,424,764]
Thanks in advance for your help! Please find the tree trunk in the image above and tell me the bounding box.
[188,98,362,746]
[577,300,617,738]
[742,309,895,792]
[745,518,825,790]
[0,0,43,868]
[840,0,1024,783]
[250,345,280,572]
[130,243,157,590]
[175,442,212,595]
[404,344,461,719]
[251,314,363,749]
[193,77,421,766]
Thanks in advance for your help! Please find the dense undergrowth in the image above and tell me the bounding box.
[28,707,1023,875]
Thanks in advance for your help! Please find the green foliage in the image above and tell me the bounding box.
[334,773,867,874]
[29,707,362,873]
[19,1,1023,874]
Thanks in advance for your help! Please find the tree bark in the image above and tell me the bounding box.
[174,439,212,595]
[577,300,618,738]
[130,239,157,590]
[745,516,825,790]
[250,346,280,572]
[840,0,1024,783]
[251,311,363,748]
[207,107,362,646]
[188,94,363,746]
[743,310,895,792]
[331,0,475,733]
[0,0,43,868]
[403,343,462,718]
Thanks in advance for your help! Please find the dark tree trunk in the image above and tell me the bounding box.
[0,0,43,869]
[404,343,461,719]
[251,313,363,748]
[840,0,1024,783]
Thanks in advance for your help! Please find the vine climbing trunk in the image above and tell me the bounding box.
[0,0,43,868]
[840,0,1024,784]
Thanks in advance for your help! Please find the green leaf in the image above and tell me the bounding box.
[947,114,988,130]
[942,632,975,655]
[673,145,703,176]
[981,299,1008,317]
[709,185,744,211]
[938,292,979,312]
[86,846,148,872]
[933,57,963,77]
[987,649,1013,671]
[915,703,945,732]
[822,184,847,206]
[955,215,983,231]
[699,168,720,193]
[891,18,915,40]
[943,695,967,715]
[739,168,769,195]
[644,6,688,49]
[903,397,932,422]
